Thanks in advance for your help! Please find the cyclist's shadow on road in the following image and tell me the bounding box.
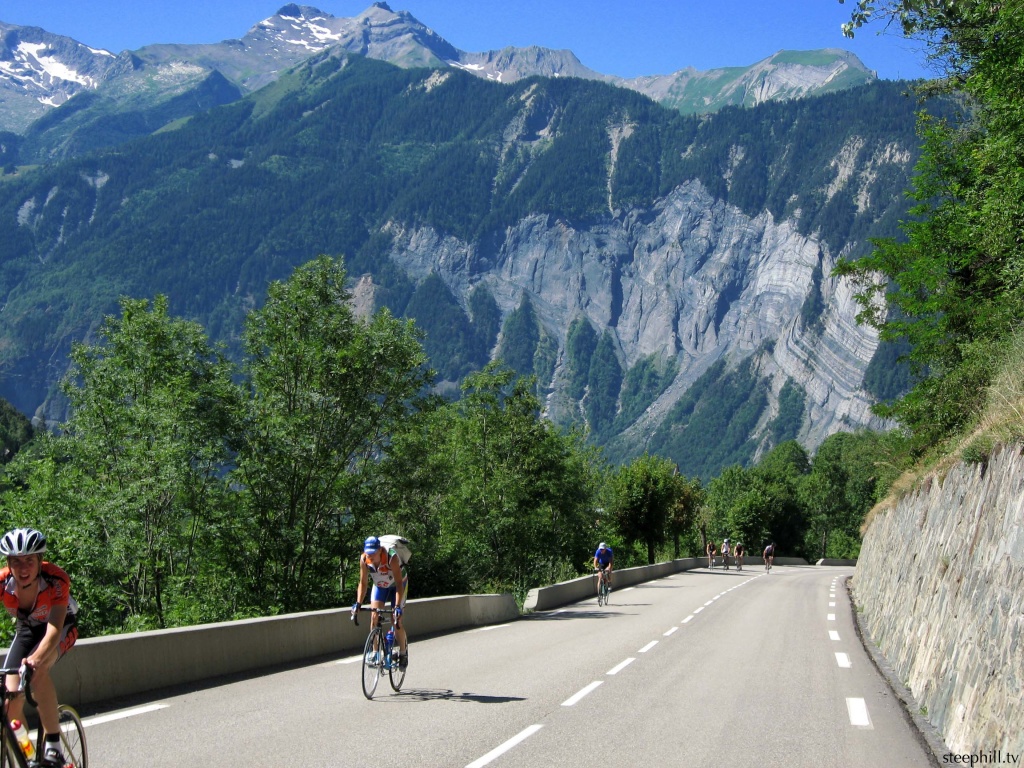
[386,689,525,703]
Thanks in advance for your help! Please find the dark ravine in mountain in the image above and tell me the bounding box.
[1,3,877,164]
[0,47,926,476]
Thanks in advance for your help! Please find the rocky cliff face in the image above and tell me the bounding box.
[384,178,887,456]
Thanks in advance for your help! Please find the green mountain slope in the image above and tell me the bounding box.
[0,51,925,475]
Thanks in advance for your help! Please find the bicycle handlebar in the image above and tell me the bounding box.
[350,606,397,627]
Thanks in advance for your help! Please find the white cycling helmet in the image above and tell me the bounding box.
[0,528,47,556]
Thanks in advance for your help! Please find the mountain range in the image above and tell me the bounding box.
[1,3,876,163]
[0,4,923,479]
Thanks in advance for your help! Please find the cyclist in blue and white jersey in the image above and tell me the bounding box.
[593,542,614,595]
[352,536,409,669]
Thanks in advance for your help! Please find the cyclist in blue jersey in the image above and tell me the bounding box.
[352,536,409,669]
[593,542,614,596]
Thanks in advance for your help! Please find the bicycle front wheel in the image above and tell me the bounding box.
[57,705,88,768]
[361,628,384,700]
[602,579,610,606]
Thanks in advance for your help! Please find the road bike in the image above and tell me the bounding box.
[351,608,405,699]
[595,568,611,607]
[0,665,87,768]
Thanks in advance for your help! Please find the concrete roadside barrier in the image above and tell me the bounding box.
[524,557,707,612]
[44,593,517,709]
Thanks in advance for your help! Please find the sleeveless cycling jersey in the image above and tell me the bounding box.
[1,562,78,626]
[362,550,406,589]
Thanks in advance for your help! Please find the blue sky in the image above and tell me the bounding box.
[3,0,932,81]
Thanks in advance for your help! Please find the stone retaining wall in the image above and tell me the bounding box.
[854,444,1024,756]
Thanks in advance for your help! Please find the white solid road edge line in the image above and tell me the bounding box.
[607,657,636,676]
[81,704,169,727]
[465,724,544,768]
[561,680,604,707]
[478,623,512,631]
[846,697,872,728]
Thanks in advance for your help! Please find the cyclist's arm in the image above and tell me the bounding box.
[27,604,67,672]
[354,554,369,605]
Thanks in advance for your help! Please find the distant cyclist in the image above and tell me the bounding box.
[721,538,731,570]
[734,541,745,570]
[594,542,614,595]
[706,539,717,569]
[352,536,408,670]
[763,541,776,572]
[1,528,78,768]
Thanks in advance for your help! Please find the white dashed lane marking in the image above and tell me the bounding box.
[638,640,658,653]
[607,658,635,675]
[835,652,852,668]
[561,681,603,707]
[846,698,873,728]
[465,725,543,768]
[829,630,841,641]
[81,704,169,727]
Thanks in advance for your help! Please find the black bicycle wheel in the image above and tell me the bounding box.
[603,579,610,606]
[389,645,406,692]
[57,705,88,768]
[361,628,383,699]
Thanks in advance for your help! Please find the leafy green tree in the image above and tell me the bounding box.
[433,363,599,596]
[838,0,1024,449]
[233,256,430,611]
[54,295,239,630]
[666,474,704,558]
[612,453,679,564]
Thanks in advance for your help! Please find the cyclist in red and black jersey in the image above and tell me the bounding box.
[1,528,79,768]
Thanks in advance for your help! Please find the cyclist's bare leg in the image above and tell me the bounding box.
[4,672,25,724]
[28,665,60,735]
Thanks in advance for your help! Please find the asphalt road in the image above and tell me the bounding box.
[75,565,933,767]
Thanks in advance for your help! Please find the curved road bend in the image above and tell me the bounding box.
[79,566,932,767]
